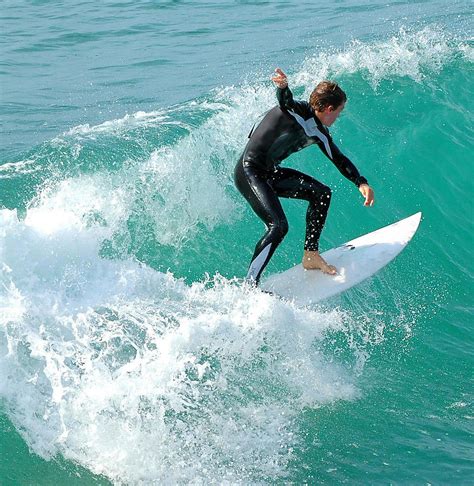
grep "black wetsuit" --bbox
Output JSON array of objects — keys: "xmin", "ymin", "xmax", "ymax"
[{"xmin": 234, "ymin": 86, "xmax": 368, "ymax": 284}]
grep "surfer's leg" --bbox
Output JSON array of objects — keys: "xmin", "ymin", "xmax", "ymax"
[
  {"xmin": 270, "ymin": 167, "xmax": 337, "ymax": 274},
  {"xmin": 270, "ymin": 167, "xmax": 331, "ymax": 249},
  {"xmin": 234, "ymin": 161, "xmax": 289, "ymax": 284}
]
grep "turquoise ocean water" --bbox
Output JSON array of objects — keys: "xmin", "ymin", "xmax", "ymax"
[{"xmin": 1, "ymin": 1, "xmax": 473, "ymax": 484}]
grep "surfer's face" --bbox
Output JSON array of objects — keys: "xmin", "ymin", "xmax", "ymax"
[{"xmin": 319, "ymin": 101, "xmax": 345, "ymax": 127}]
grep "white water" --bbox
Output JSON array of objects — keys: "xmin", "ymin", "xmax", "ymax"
[{"xmin": 1, "ymin": 194, "xmax": 376, "ymax": 483}]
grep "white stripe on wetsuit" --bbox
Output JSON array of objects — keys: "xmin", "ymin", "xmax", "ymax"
[
  {"xmin": 246, "ymin": 242, "xmax": 272, "ymax": 282},
  {"xmin": 287, "ymin": 110, "xmax": 333, "ymax": 160}
]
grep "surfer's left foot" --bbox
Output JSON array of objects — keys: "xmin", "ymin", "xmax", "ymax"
[{"xmin": 302, "ymin": 250, "xmax": 337, "ymax": 275}]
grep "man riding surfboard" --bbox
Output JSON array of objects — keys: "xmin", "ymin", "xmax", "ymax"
[{"xmin": 234, "ymin": 68, "xmax": 375, "ymax": 284}]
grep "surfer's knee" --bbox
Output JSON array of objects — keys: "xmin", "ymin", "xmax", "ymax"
[{"xmin": 270, "ymin": 217, "xmax": 289, "ymax": 241}]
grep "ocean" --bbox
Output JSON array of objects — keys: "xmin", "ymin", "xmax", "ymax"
[{"xmin": 1, "ymin": 1, "xmax": 473, "ymax": 484}]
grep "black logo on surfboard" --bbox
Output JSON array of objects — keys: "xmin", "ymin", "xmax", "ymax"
[{"xmin": 342, "ymin": 244, "xmax": 356, "ymax": 250}]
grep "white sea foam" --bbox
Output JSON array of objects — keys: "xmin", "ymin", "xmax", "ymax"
[
  {"xmin": 0, "ymin": 203, "xmax": 368, "ymax": 483},
  {"xmin": 61, "ymin": 111, "xmax": 172, "ymax": 139},
  {"xmin": 0, "ymin": 159, "xmax": 40, "ymax": 179},
  {"xmin": 136, "ymin": 83, "xmax": 275, "ymax": 247}
]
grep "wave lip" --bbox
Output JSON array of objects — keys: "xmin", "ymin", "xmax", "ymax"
[{"xmin": 296, "ymin": 26, "xmax": 473, "ymax": 88}]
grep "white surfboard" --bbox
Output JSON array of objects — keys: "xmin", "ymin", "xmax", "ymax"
[{"xmin": 261, "ymin": 212, "xmax": 422, "ymax": 305}]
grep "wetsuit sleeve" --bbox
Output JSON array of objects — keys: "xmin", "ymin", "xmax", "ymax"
[
  {"xmin": 326, "ymin": 140, "xmax": 368, "ymax": 187},
  {"xmin": 276, "ymin": 86, "xmax": 312, "ymax": 118},
  {"xmin": 276, "ymin": 86, "xmax": 297, "ymax": 110}
]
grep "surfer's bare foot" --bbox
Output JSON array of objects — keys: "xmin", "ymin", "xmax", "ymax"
[{"xmin": 302, "ymin": 250, "xmax": 337, "ymax": 275}]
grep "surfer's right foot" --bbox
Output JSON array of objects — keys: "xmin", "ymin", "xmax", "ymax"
[{"xmin": 302, "ymin": 250, "xmax": 337, "ymax": 275}]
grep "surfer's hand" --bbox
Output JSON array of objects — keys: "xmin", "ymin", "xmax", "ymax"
[
  {"xmin": 272, "ymin": 68, "xmax": 288, "ymax": 89},
  {"xmin": 359, "ymin": 184, "xmax": 374, "ymax": 206}
]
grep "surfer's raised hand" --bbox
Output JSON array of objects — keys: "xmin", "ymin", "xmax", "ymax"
[
  {"xmin": 359, "ymin": 184, "xmax": 375, "ymax": 206},
  {"xmin": 272, "ymin": 68, "xmax": 288, "ymax": 89}
]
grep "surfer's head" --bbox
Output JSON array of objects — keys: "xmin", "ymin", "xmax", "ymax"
[{"xmin": 310, "ymin": 81, "xmax": 347, "ymax": 127}]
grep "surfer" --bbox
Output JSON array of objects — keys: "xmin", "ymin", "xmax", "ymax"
[{"xmin": 234, "ymin": 68, "xmax": 374, "ymax": 284}]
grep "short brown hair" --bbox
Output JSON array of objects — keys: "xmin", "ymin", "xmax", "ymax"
[{"xmin": 309, "ymin": 81, "xmax": 347, "ymax": 112}]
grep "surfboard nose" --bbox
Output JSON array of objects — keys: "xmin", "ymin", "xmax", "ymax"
[{"xmin": 261, "ymin": 212, "xmax": 423, "ymax": 305}]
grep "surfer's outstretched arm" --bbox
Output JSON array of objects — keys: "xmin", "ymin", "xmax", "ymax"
[
  {"xmin": 321, "ymin": 140, "xmax": 375, "ymax": 206},
  {"xmin": 273, "ymin": 68, "xmax": 312, "ymax": 118},
  {"xmin": 272, "ymin": 68, "xmax": 297, "ymax": 111},
  {"xmin": 325, "ymin": 141, "xmax": 367, "ymax": 186},
  {"xmin": 276, "ymin": 85, "xmax": 296, "ymax": 110}
]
